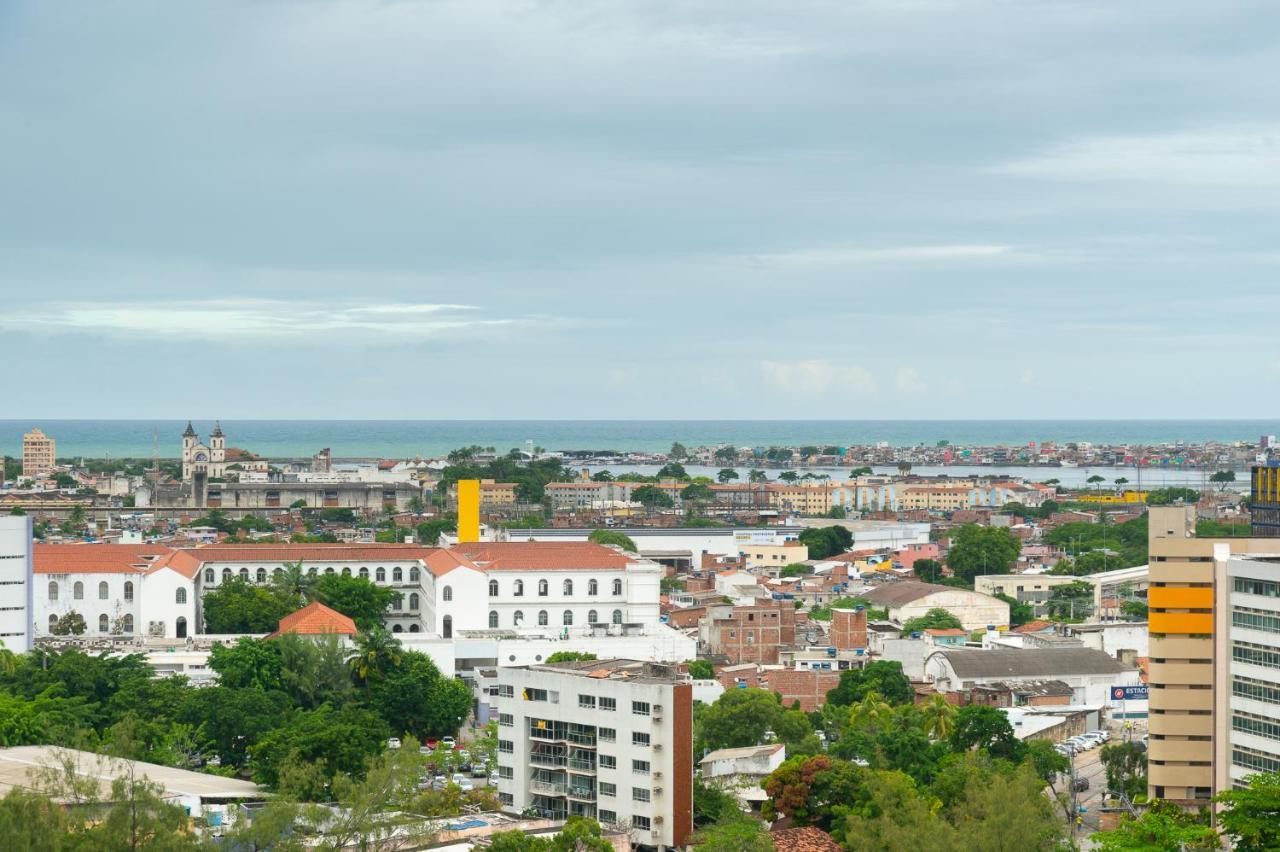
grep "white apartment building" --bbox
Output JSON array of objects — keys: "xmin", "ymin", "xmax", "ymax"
[
  {"xmin": 1222, "ymin": 554, "xmax": 1280, "ymax": 790},
  {"xmin": 0, "ymin": 517, "xmax": 33, "ymax": 653},
  {"xmin": 493, "ymin": 660, "xmax": 693, "ymax": 850}
]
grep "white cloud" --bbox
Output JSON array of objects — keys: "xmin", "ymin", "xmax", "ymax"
[
  {"xmin": 14, "ymin": 299, "xmax": 519, "ymax": 339},
  {"xmin": 895, "ymin": 366, "xmax": 928, "ymax": 395},
  {"xmin": 760, "ymin": 359, "xmax": 878, "ymax": 395},
  {"xmin": 997, "ymin": 126, "xmax": 1280, "ymax": 185},
  {"xmin": 749, "ymin": 244, "xmax": 1013, "ymax": 268}
]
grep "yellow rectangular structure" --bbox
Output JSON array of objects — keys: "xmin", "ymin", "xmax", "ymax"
[
  {"xmin": 1148, "ymin": 586, "xmax": 1214, "ymax": 610},
  {"xmin": 457, "ymin": 479, "xmax": 480, "ymax": 543},
  {"xmin": 1149, "ymin": 612, "xmax": 1214, "ymax": 635}
]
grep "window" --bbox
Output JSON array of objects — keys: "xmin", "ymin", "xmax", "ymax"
[
  {"xmin": 122, "ymin": 614, "xmax": 133, "ymax": 633},
  {"xmin": 325, "ymin": 567, "xmax": 334, "ymax": 575},
  {"xmin": 580, "ymin": 694, "xmax": 597, "ymax": 709},
  {"xmin": 1234, "ymin": 641, "xmax": 1280, "ymax": 670},
  {"xmin": 489, "ymin": 611, "xmax": 499, "ymax": 628},
  {"xmin": 204, "ymin": 568, "xmax": 214, "ymax": 583},
  {"xmin": 632, "ymin": 732, "xmax": 650, "ymax": 747},
  {"xmin": 222, "ymin": 568, "xmax": 232, "ymax": 582},
  {"xmin": 588, "ymin": 579, "xmax": 598, "ymax": 596},
  {"xmin": 410, "ymin": 567, "xmax": 420, "ymax": 582},
  {"xmin": 1234, "ymin": 710, "xmax": 1280, "ymax": 741},
  {"xmin": 563, "ymin": 610, "xmax": 573, "ymax": 626},
  {"xmin": 1234, "ymin": 675, "xmax": 1280, "ymax": 705},
  {"xmin": 48, "ymin": 581, "xmax": 58, "ymax": 601},
  {"xmin": 176, "ymin": 588, "xmax": 187, "ymax": 605},
  {"xmin": 393, "ymin": 567, "xmax": 403, "ymax": 582},
  {"xmin": 499, "ymin": 713, "xmax": 513, "ymax": 727},
  {"xmin": 443, "ymin": 585, "xmax": 452, "ymax": 602},
  {"xmin": 612, "ymin": 579, "xmax": 623, "ymax": 595},
  {"xmin": 600, "ymin": 697, "xmax": 616, "ymax": 712},
  {"xmin": 359, "ymin": 567, "xmax": 369, "ymax": 580},
  {"xmin": 599, "ymin": 727, "xmax": 616, "ymax": 742},
  {"xmin": 498, "ymin": 766, "xmax": 514, "ymax": 779},
  {"xmin": 633, "ymin": 815, "xmax": 650, "ymax": 830},
  {"xmin": 588, "ymin": 610, "xmax": 598, "ymax": 624},
  {"xmin": 443, "ymin": 615, "xmax": 453, "ymax": 638},
  {"xmin": 1236, "ymin": 577, "xmax": 1280, "ymax": 597},
  {"xmin": 123, "ymin": 581, "xmax": 133, "ymax": 601},
  {"xmin": 498, "ymin": 738, "xmax": 515, "ymax": 754},
  {"xmin": 342, "ymin": 567, "xmax": 351, "ymax": 577},
  {"xmin": 599, "ymin": 754, "xmax": 617, "ymax": 769},
  {"xmin": 599, "ymin": 809, "xmax": 617, "ymax": 823},
  {"xmin": 392, "ymin": 625, "xmax": 403, "ymax": 633},
  {"xmin": 391, "ymin": 595, "xmax": 402, "ymax": 611},
  {"xmin": 409, "ymin": 593, "xmax": 420, "ymax": 610},
  {"xmin": 489, "ymin": 580, "xmax": 500, "ymax": 596},
  {"xmin": 1234, "ymin": 606, "xmax": 1280, "ymax": 634},
  {"xmin": 99, "ymin": 614, "xmax": 109, "ymax": 632},
  {"xmin": 497, "ymin": 684, "xmax": 514, "ymax": 698},
  {"xmin": 632, "ymin": 701, "xmax": 651, "ymax": 716},
  {"xmin": 409, "ymin": 624, "xmax": 420, "ymax": 633},
  {"xmin": 632, "ymin": 787, "xmax": 651, "ymax": 802},
  {"xmin": 376, "ymin": 567, "xmax": 386, "ymax": 582},
  {"xmin": 48, "ymin": 614, "xmax": 57, "ymax": 631},
  {"xmin": 612, "ymin": 609, "xmax": 623, "ymax": 624},
  {"xmin": 1234, "ymin": 745, "xmax": 1280, "ymax": 773},
  {"xmin": 599, "ymin": 782, "xmax": 616, "ymax": 797},
  {"xmin": 239, "ymin": 568, "xmax": 249, "ymax": 581},
  {"xmin": 538, "ymin": 610, "xmax": 549, "ymax": 626},
  {"xmin": 632, "ymin": 759, "xmax": 649, "ymax": 774},
  {"xmin": 563, "ymin": 579, "xmax": 574, "ymax": 596},
  {"xmin": 257, "ymin": 567, "xmax": 267, "ymax": 583},
  {"xmin": 73, "ymin": 581, "xmax": 83, "ymax": 600},
  {"xmin": 499, "ymin": 793, "xmax": 513, "ymax": 807},
  {"xmin": 538, "ymin": 579, "xmax": 549, "ymax": 596},
  {"xmin": 514, "ymin": 580, "xmax": 524, "ymax": 597}
]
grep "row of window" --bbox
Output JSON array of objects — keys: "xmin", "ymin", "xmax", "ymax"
[
  {"xmin": 205, "ymin": 565, "xmax": 421, "ymax": 584},
  {"xmin": 594, "ymin": 811, "xmax": 650, "ymax": 830},
  {"xmin": 1233, "ymin": 710, "xmax": 1280, "ymax": 742},
  {"xmin": 1233, "ymin": 745, "xmax": 1280, "ymax": 773},
  {"xmin": 1235, "ymin": 577, "xmax": 1280, "ymax": 598},
  {"xmin": 1234, "ymin": 606, "xmax": 1280, "ymax": 634},
  {"xmin": 1233, "ymin": 675, "xmax": 1280, "ymax": 706},
  {"xmin": 47, "ymin": 613, "xmax": 136, "ymax": 633},
  {"xmin": 48, "ymin": 581, "xmax": 133, "ymax": 602},
  {"xmin": 1234, "ymin": 641, "xmax": 1280, "ymax": 670},
  {"xmin": 488, "ymin": 609, "xmax": 624, "ymax": 628},
  {"xmin": 488, "ymin": 578, "xmax": 623, "ymax": 598},
  {"xmin": 578, "ymin": 696, "xmax": 618, "ymax": 712}
]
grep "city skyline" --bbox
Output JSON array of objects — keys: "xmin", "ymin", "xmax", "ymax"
[{"xmin": 3, "ymin": 2, "xmax": 1278, "ymax": 418}]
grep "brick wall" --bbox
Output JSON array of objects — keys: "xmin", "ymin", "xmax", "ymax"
[{"xmin": 829, "ymin": 608, "xmax": 868, "ymax": 650}]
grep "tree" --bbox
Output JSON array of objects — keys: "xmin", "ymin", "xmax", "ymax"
[
  {"xmin": 696, "ymin": 688, "xmax": 785, "ymax": 752},
  {"xmin": 717, "ymin": 468, "xmax": 739, "ymax": 483},
  {"xmin": 912, "ymin": 558, "xmax": 943, "ymax": 583},
  {"xmin": 841, "ymin": 770, "xmax": 955, "ymax": 852},
  {"xmin": 203, "ymin": 577, "xmax": 294, "ymax": 633},
  {"xmin": 587, "ymin": 529, "xmax": 637, "ymax": 552},
  {"xmin": 949, "ymin": 705, "xmax": 1023, "ymax": 762},
  {"xmin": 682, "ymin": 482, "xmax": 714, "ymax": 503},
  {"xmin": 319, "ymin": 507, "xmax": 357, "ymax": 524},
  {"xmin": 919, "ymin": 694, "xmax": 957, "ymax": 740},
  {"xmin": 900, "ymin": 608, "xmax": 963, "ymax": 635},
  {"xmin": 656, "ymin": 462, "xmax": 688, "ymax": 480},
  {"xmin": 994, "ymin": 592, "xmax": 1033, "ymax": 628},
  {"xmin": 276, "ymin": 633, "xmax": 353, "ymax": 710},
  {"xmin": 50, "ymin": 611, "xmax": 87, "ymax": 636},
  {"xmin": 252, "ymin": 705, "xmax": 391, "ymax": 798},
  {"xmin": 1211, "ymin": 469, "xmax": 1237, "ymax": 491},
  {"xmin": 692, "ymin": 819, "xmax": 775, "ymax": 850},
  {"xmin": 945, "ymin": 524, "xmax": 1021, "ymax": 583},
  {"xmin": 632, "ymin": 485, "xmax": 674, "ymax": 509},
  {"xmin": 1091, "ymin": 799, "xmax": 1216, "ymax": 851},
  {"xmin": 714, "ymin": 446, "xmax": 737, "ymax": 463},
  {"xmin": 179, "ymin": 686, "xmax": 292, "ymax": 766},
  {"xmin": 779, "ymin": 471, "xmax": 799, "ymax": 483},
  {"xmin": 416, "ymin": 518, "xmax": 453, "ymax": 546},
  {"xmin": 0, "ymin": 788, "xmax": 70, "ymax": 849},
  {"xmin": 1216, "ymin": 769, "xmax": 1280, "ymax": 852},
  {"xmin": 271, "ymin": 560, "xmax": 318, "ymax": 605},
  {"xmin": 1046, "ymin": 581, "xmax": 1094, "ymax": 621},
  {"xmin": 949, "ymin": 760, "xmax": 1065, "ymax": 851},
  {"xmin": 314, "ymin": 573, "xmax": 398, "ymax": 632},
  {"xmin": 545, "ymin": 651, "xmax": 597, "ymax": 663},
  {"xmin": 1120, "ymin": 600, "xmax": 1149, "ymax": 619},
  {"xmin": 827, "ymin": 661, "xmax": 912, "ymax": 707},
  {"xmin": 780, "ymin": 563, "xmax": 808, "ymax": 578},
  {"xmin": 687, "ymin": 659, "xmax": 714, "ymax": 680},
  {"xmin": 669, "ymin": 442, "xmax": 688, "ymax": 459},
  {"xmin": 748, "ymin": 469, "xmax": 768, "ymax": 483},
  {"xmin": 209, "ymin": 637, "xmax": 284, "ymax": 691},
  {"xmin": 763, "ymin": 755, "xmax": 866, "ymax": 829},
  {"xmin": 369, "ymin": 652, "xmax": 472, "ymax": 738},
  {"xmin": 851, "ymin": 466, "xmax": 873, "ymax": 478},
  {"xmin": 349, "ymin": 629, "xmax": 404, "ymax": 688},
  {"xmin": 798, "ymin": 526, "xmax": 854, "ymax": 560},
  {"xmin": 489, "ymin": 817, "xmax": 614, "ymax": 851},
  {"xmin": 1100, "ymin": 741, "xmax": 1147, "ymax": 801}
]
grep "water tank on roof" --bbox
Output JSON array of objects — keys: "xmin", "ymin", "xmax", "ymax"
[{"xmin": 826, "ymin": 647, "xmax": 837, "ymax": 657}]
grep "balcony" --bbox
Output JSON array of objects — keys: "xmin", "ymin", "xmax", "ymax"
[
  {"xmin": 530, "ymin": 752, "xmax": 567, "ymax": 768},
  {"xmin": 567, "ymin": 758, "xmax": 597, "ymax": 774},
  {"xmin": 568, "ymin": 786, "xmax": 596, "ymax": 801},
  {"xmin": 567, "ymin": 732, "xmax": 597, "ymax": 747},
  {"xmin": 529, "ymin": 779, "xmax": 568, "ymax": 796}
]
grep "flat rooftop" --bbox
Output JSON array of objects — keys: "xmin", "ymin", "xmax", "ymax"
[
  {"xmin": 522, "ymin": 658, "xmax": 686, "ymax": 685},
  {"xmin": 0, "ymin": 746, "xmax": 265, "ymax": 802}
]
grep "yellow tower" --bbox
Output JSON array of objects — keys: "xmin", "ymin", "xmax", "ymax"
[{"xmin": 457, "ymin": 479, "xmax": 481, "ymax": 543}]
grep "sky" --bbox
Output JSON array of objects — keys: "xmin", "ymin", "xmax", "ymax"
[{"xmin": 2, "ymin": 1, "xmax": 1278, "ymax": 419}]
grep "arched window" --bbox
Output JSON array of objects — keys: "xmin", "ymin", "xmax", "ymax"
[
  {"xmin": 409, "ymin": 623, "xmax": 420, "ymax": 633},
  {"xmin": 73, "ymin": 581, "xmax": 83, "ymax": 600},
  {"xmin": 612, "ymin": 609, "xmax": 623, "ymax": 624},
  {"xmin": 175, "ymin": 617, "xmax": 188, "ymax": 639},
  {"xmin": 489, "ymin": 611, "xmax": 499, "ymax": 628},
  {"xmin": 442, "ymin": 616, "xmax": 453, "ymax": 638},
  {"xmin": 359, "ymin": 567, "xmax": 369, "ymax": 580},
  {"xmin": 514, "ymin": 610, "xmax": 524, "ymax": 626},
  {"xmin": 587, "ymin": 609, "xmax": 598, "ymax": 624},
  {"xmin": 122, "ymin": 614, "xmax": 134, "ymax": 633},
  {"xmin": 612, "ymin": 579, "xmax": 623, "ymax": 596},
  {"xmin": 273, "ymin": 568, "xmax": 283, "ymax": 580},
  {"xmin": 409, "ymin": 593, "xmax": 420, "ymax": 610},
  {"xmin": 391, "ymin": 595, "xmax": 402, "ymax": 611},
  {"xmin": 99, "ymin": 614, "xmax": 109, "ymax": 632},
  {"xmin": 48, "ymin": 581, "xmax": 58, "ymax": 601},
  {"xmin": 176, "ymin": 588, "xmax": 187, "ymax": 604},
  {"xmin": 204, "ymin": 568, "xmax": 214, "ymax": 583},
  {"xmin": 409, "ymin": 567, "xmax": 420, "ymax": 582},
  {"xmin": 443, "ymin": 586, "xmax": 453, "ymax": 602},
  {"xmin": 392, "ymin": 624, "xmax": 403, "ymax": 633},
  {"xmin": 562, "ymin": 610, "xmax": 573, "ymax": 626},
  {"xmin": 563, "ymin": 579, "xmax": 573, "ymax": 596},
  {"xmin": 222, "ymin": 568, "xmax": 232, "ymax": 582},
  {"xmin": 376, "ymin": 567, "xmax": 386, "ymax": 582},
  {"xmin": 393, "ymin": 567, "xmax": 402, "ymax": 582},
  {"xmin": 325, "ymin": 567, "xmax": 335, "ymax": 575},
  {"xmin": 308, "ymin": 566, "xmax": 318, "ymax": 576},
  {"xmin": 239, "ymin": 568, "xmax": 249, "ymax": 581},
  {"xmin": 48, "ymin": 614, "xmax": 57, "ymax": 631},
  {"xmin": 538, "ymin": 579, "xmax": 549, "ymax": 597},
  {"xmin": 514, "ymin": 580, "xmax": 524, "ymax": 597},
  {"xmin": 588, "ymin": 579, "xmax": 598, "ymax": 596},
  {"xmin": 99, "ymin": 581, "xmax": 109, "ymax": 600},
  {"xmin": 489, "ymin": 580, "xmax": 499, "ymax": 596},
  {"xmin": 256, "ymin": 567, "xmax": 267, "ymax": 583},
  {"xmin": 538, "ymin": 610, "xmax": 549, "ymax": 626},
  {"xmin": 123, "ymin": 581, "xmax": 134, "ymax": 601},
  {"xmin": 342, "ymin": 567, "xmax": 351, "ymax": 577}
]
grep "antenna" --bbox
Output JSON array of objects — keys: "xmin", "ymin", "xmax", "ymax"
[{"xmin": 152, "ymin": 429, "xmax": 158, "ymax": 473}]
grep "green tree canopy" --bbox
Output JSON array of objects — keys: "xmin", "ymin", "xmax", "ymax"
[
  {"xmin": 632, "ymin": 485, "xmax": 675, "ymax": 508},
  {"xmin": 1215, "ymin": 769, "xmax": 1280, "ymax": 852},
  {"xmin": 314, "ymin": 573, "xmax": 398, "ymax": 632},
  {"xmin": 827, "ymin": 661, "xmax": 912, "ymax": 706},
  {"xmin": 798, "ymin": 526, "xmax": 854, "ymax": 559},
  {"xmin": 587, "ymin": 529, "xmax": 637, "ymax": 552},
  {"xmin": 203, "ymin": 577, "xmax": 295, "ymax": 633},
  {"xmin": 900, "ymin": 608, "xmax": 963, "ymax": 635},
  {"xmin": 945, "ymin": 525, "xmax": 1022, "ymax": 583},
  {"xmin": 545, "ymin": 651, "xmax": 598, "ymax": 663}
]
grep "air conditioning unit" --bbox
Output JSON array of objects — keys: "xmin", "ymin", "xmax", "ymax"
[
  {"xmin": 654, "ymin": 787, "xmax": 664, "ymax": 796},
  {"xmin": 653, "ymin": 743, "xmax": 663, "ymax": 751},
  {"xmin": 653, "ymin": 704, "xmax": 664, "ymax": 718},
  {"xmin": 652, "ymin": 770, "xmax": 663, "ymax": 780},
  {"xmin": 654, "ymin": 816, "xmax": 665, "ymax": 824},
  {"xmin": 651, "ymin": 828, "xmax": 662, "ymax": 838}
]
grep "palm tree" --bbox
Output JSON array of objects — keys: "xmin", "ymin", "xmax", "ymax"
[
  {"xmin": 850, "ymin": 691, "xmax": 892, "ymax": 732},
  {"xmin": 271, "ymin": 560, "xmax": 318, "ymax": 605},
  {"xmin": 349, "ymin": 628, "xmax": 403, "ymax": 687},
  {"xmin": 0, "ymin": 640, "xmax": 16, "ymax": 677},
  {"xmin": 920, "ymin": 694, "xmax": 957, "ymax": 740}
]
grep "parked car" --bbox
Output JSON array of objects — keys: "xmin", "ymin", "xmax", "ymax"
[
  {"xmin": 1073, "ymin": 778, "xmax": 1090, "ymax": 792},
  {"xmin": 387, "ymin": 738, "xmax": 402, "ymax": 750},
  {"xmin": 442, "ymin": 737, "xmax": 457, "ymax": 749}
]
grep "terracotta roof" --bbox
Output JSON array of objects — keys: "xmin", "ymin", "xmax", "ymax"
[
  {"xmin": 270, "ymin": 602, "xmax": 357, "ymax": 637},
  {"xmin": 925, "ymin": 628, "xmax": 967, "ymax": 636},
  {"xmin": 180, "ymin": 544, "xmax": 436, "ymax": 563},
  {"xmin": 859, "ymin": 580, "xmax": 958, "ymax": 607},
  {"xmin": 423, "ymin": 549, "xmax": 482, "ymax": 578},
  {"xmin": 146, "ymin": 550, "xmax": 204, "ymax": 579},
  {"xmin": 34, "ymin": 544, "xmax": 174, "ymax": 575},
  {"xmin": 449, "ymin": 542, "xmax": 633, "ymax": 571},
  {"xmin": 770, "ymin": 827, "xmax": 843, "ymax": 852},
  {"xmin": 1013, "ymin": 620, "xmax": 1055, "ymax": 634}
]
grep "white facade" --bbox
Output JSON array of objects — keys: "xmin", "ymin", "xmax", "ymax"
[
  {"xmin": 38, "ymin": 571, "xmax": 143, "ymax": 638},
  {"xmin": 0, "ymin": 517, "xmax": 33, "ymax": 653},
  {"xmin": 698, "ymin": 744, "xmax": 785, "ymax": 780},
  {"xmin": 923, "ymin": 648, "xmax": 1140, "ymax": 706},
  {"xmin": 493, "ymin": 661, "xmax": 693, "ymax": 849},
  {"xmin": 1225, "ymin": 556, "xmax": 1280, "ymax": 787}
]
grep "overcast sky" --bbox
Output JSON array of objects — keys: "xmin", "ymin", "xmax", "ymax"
[{"xmin": 2, "ymin": 1, "xmax": 1277, "ymax": 419}]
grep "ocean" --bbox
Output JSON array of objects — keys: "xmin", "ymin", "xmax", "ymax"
[{"xmin": 2, "ymin": 420, "xmax": 1276, "ymax": 460}]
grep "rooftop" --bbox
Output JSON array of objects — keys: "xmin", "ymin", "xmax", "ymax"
[
  {"xmin": 270, "ymin": 602, "xmax": 358, "ymax": 637},
  {"xmin": 0, "ymin": 746, "xmax": 264, "ymax": 801},
  {"xmin": 699, "ymin": 744, "xmax": 784, "ymax": 764},
  {"xmin": 523, "ymin": 658, "xmax": 685, "ymax": 684},
  {"xmin": 860, "ymin": 580, "xmax": 960, "ymax": 607},
  {"xmin": 930, "ymin": 647, "xmax": 1130, "ymax": 678}
]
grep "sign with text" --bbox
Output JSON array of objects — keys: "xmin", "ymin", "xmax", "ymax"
[{"xmin": 1111, "ymin": 685, "xmax": 1148, "ymax": 701}]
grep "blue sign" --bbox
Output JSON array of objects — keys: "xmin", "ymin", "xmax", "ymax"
[{"xmin": 1111, "ymin": 685, "xmax": 1148, "ymax": 701}]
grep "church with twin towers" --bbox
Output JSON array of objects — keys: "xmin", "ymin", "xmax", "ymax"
[{"xmin": 181, "ymin": 421, "xmax": 227, "ymax": 483}]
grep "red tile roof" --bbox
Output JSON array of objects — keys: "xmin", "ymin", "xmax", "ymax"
[
  {"xmin": 925, "ymin": 628, "xmax": 967, "ymax": 636},
  {"xmin": 184, "ymin": 544, "xmax": 437, "ymax": 563},
  {"xmin": 450, "ymin": 541, "xmax": 632, "ymax": 571},
  {"xmin": 770, "ymin": 827, "xmax": 843, "ymax": 852},
  {"xmin": 34, "ymin": 544, "xmax": 173, "ymax": 574},
  {"xmin": 1013, "ymin": 620, "xmax": 1055, "ymax": 634},
  {"xmin": 271, "ymin": 602, "xmax": 357, "ymax": 637}
]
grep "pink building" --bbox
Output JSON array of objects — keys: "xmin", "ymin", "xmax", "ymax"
[{"xmin": 893, "ymin": 542, "xmax": 941, "ymax": 571}]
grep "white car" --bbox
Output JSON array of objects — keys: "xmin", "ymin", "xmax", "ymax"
[{"xmin": 387, "ymin": 738, "xmax": 402, "ymax": 750}]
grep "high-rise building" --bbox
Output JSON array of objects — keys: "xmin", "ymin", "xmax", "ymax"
[
  {"xmin": 21, "ymin": 427, "xmax": 56, "ymax": 479},
  {"xmin": 0, "ymin": 516, "xmax": 33, "ymax": 653},
  {"xmin": 1219, "ymin": 553, "xmax": 1280, "ymax": 791},
  {"xmin": 1146, "ymin": 506, "xmax": 1280, "ymax": 804},
  {"xmin": 1250, "ymin": 462, "xmax": 1280, "ymax": 536},
  {"xmin": 493, "ymin": 659, "xmax": 693, "ymax": 849}
]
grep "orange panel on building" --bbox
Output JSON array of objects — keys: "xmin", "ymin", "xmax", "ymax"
[
  {"xmin": 1149, "ymin": 587, "xmax": 1214, "ymax": 610},
  {"xmin": 1149, "ymin": 612, "xmax": 1214, "ymax": 634}
]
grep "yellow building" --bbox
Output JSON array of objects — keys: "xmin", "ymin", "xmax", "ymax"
[
  {"xmin": 1077, "ymin": 491, "xmax": 1149, "ymax": 505},
  {"xmin": 897, "ymin": 486, "xmax": 971, "ymax": 512},
  {"xmin": 22, "ymin": 428, "xmax": 56, "ymax": 479},
  {"xmin": 767, "ymin": 484, "xmax": 834, "ymax": 516},
  {"xmin": 740, "ymin": 542, "xmax": 810, "ymax": 569}
]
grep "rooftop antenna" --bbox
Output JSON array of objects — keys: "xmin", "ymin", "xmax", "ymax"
[{"xmin": 152, "ymin": 429, "xmax": 159, "ymax": 473}]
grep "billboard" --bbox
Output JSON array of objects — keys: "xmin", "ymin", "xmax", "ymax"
[{"xmin": 1111, "ymin": 685, "xmax": 1148, "ymax": 701}]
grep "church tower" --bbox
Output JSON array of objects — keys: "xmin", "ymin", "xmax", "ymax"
[
  {"xmin": 181, "ymin": 421, "xmax": 198, "ymax": 481},
  {"xmin": 209, "ymin": 420, "xmax": 226, "ymax": 476}
]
